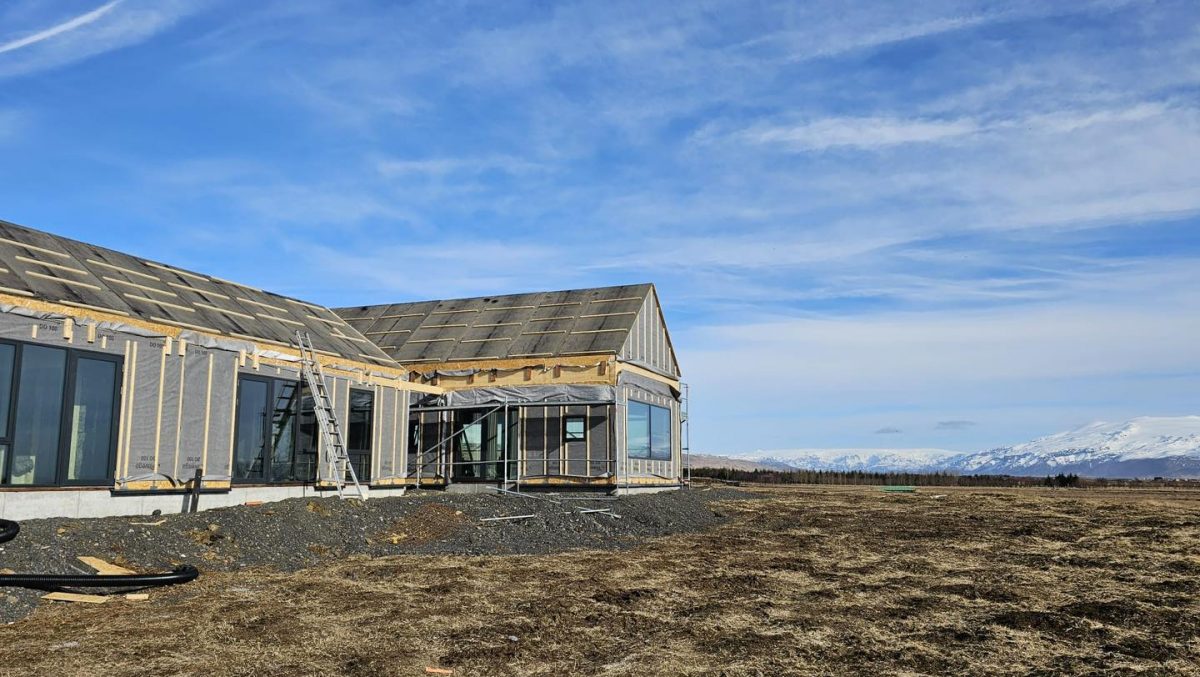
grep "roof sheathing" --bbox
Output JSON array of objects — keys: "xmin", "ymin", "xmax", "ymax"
[
  {"xmin": 335, "ymin": 284, "xmax": 654, "ymax": 364},
  {"xmin": 0, "ymin": 219, "xmax": 395, "ymax": 366}
]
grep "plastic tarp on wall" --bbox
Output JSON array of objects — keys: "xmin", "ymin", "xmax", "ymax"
[
  {"xmin": 446, "ymin": 384, "xmax": 615, "ymax": 406},
  {"xmin": 617, "ymin": 370, "xmax": 679, "ymax": 399}
]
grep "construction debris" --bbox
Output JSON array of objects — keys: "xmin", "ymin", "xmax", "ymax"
[
  {"xmin": 41, "ymin": 592, "xmax": 109, "ymax": 605},
  {"xmin": 480, "ymin": 514, "xmax": 538, "ymax": 522},
  {"xmin": 78, "ymin": 557, "xmax": 136, "ymax": 576}
]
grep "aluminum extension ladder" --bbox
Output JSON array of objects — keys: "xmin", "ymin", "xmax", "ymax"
[{"xmin": 295, "ymin": 331, "xmax": 366, "ymax": 500}]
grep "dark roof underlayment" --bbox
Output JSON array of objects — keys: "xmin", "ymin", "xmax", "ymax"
[
  {"xmin": 0, "ymin": 219, "xmax": 394, "ymax": 366},
  {"xmin": 334, "ymin": 284, "xmax": 679, "ymax": 376}
]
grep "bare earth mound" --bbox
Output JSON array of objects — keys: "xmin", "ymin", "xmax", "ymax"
[{"xmin": 2, "ymin": 485, "xmax": 1199, "ymax": 675}]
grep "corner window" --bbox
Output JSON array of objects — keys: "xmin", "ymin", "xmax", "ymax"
[
  {"xmin": 627, "ymin": 401, "xmax": 672, "ymax": 461},
  {"xmin": 564, "ymin": 415, "xmax": 586, "ymax": 442},
  {"xmin": 0, "ymin": 340, "xmax": 122, "ymax": 487}
]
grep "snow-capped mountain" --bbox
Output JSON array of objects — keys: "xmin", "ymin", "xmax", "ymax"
[
  {"xmin": 704, "ymin": 416, "xmax": 1200, "ymax": 478},
  {"xmin": 723, "ymin": 448, "xmax": 962, "ymax": 473},
  {"xmin": 950, "ymin": 416, "xmax": 1200, "ymax": 478}
]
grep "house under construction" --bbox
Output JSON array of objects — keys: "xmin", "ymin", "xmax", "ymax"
[
  {"xmin": 335, "ymin": 284, "xmax": 687, "ymax": 492},
  {"xmin": 0, "ymin": 218, "xmax": 686, "ymax": 520}
]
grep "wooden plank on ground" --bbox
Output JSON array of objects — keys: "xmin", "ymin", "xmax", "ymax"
[
  {"xmin": 78, "ymin": 556, "xmax": 136, "ymax": 575},
  {"xmin": 42, "ymin": 592, "xmax": 109, "ymax": 604}
]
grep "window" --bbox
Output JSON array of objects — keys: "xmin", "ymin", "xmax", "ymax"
[
  {"xmin": 233, "ymin": 378, "xmax": 269, "ymax": 480},
  {"xmin": 67, "ymin": 357, "xmax": 119, "ymax": 482},
  {"xmin": 347, "ymin": 389, "xmax": 373, "ymax": 482},
  {"xmin": 233, "ymin": 376, "xmax": 314, "ymax": 483},
  {"xmin": 11, "ymin": 346, "xmax": 64, "ymax": 485},
  {"xmin": 564, "ymin": 415, "xmax": 586, "ymax": 442},
  {"xmin": 451, "ymin": 409, "xmax": 515, "ymax": 481},
  {"xmin": 627, "ymin": 402, "xmax": 649, "ymax": 459},
  {"xmin": 0, "ymin": 340, "xmax": 121, "ymax": 487},
  {"xmin": 649, "ymin": 405, "xmax": 671, "ymax": 461},
  {"xmin": 268, "ymin": 380, "xmax": 300, "ymax": 483},
  {"xmin": 626, "ymin": 401, "xmax": 672, "ymax": 461}
]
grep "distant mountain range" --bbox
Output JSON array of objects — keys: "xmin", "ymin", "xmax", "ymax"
[{"xmin": 699, "ymin": 416, "xmax": 1200, "ymax": 479}]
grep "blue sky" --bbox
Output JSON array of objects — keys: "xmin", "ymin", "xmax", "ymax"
[{"xmin": 1, "ymin": 0, "xmax": 1198, "ymax": 454}]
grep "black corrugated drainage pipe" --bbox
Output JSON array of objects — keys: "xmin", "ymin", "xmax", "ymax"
[{"xmin": 0, "ymin": 518, "xmax": 199, "ymax": 592}]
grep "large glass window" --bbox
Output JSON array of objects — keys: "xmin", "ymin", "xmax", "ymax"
[
  {"xmin": 67, "ymin": 357, "xmax": 118, "ymax": 482},
  {"xmin": 11, "ymin": 346, "xmax": 66, "ymax": 485},
  {"xmin": 627, "ymin": 402, "xmax": 650, "ymax": 459},
  {"xmin": 0, "ymin": 344, "xmax": 13, "ymax": 484},
  {"xmin": 650, "ymin": 405, "xmax": 672, "ymax": 460},
  {"xmin": 269, "ymin": 381, "xmax": 299, "ymax": 483},
  {"xmin": 0, "ymin": 344, "xmax": 13, "ymax": 439},
  {"xmin": 0, "ymin": 341, "xmax": 121, "ymax": 487},
  {"xmin": 234, "ymin": 378, "xmax": 269, "ymax": 480},
  {"xmin": 627, "ymin": 401, "xmax": 672, "ymax": 461},
  {"xmin": 233, "ymin": 376, "xmax": 326, "ymax": 484},
  {"xmin": 347, "ymin": 389, "xmax": 373, "ymax": 481},
  {"xmin": 457, "ymin": 416, "xmax": 483, "ymax": 478},
  {"xmin": 451, "ymin": 409, "xmax": 515, "ymax": 481}
]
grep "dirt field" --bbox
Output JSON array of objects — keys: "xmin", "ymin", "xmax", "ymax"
[{"xmin": 2, "ymin": 485, "xmax": 1199, "ymax": 676}]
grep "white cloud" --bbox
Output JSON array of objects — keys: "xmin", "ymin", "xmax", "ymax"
[
  {"xmin": 745, "ymin": 116, "xmax": 980, "ymax": 151},
  {"xmin": 0, "ymin": 0, "xmax": 206, "ymax": 78},
  {"xmin": 680, "ymin": 260, "xmax": 1200, "ymax": 403},
  {"xmin": 679, "ymin": 281, "xmax": 1200, "ymax": 451},
  {"xmin": 729, "ymin": 103, "xmax": 1177, "ymax": 153},
  {"xmin": 376, "ymin": 155, "xmax": 543, "ymax": 178}
]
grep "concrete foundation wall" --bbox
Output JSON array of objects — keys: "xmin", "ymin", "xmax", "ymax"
[{"xmin": 0, "ymin": 485, "xmax": 411, "ymax": 520}]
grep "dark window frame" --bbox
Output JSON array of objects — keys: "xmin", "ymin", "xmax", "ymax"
[
  {"xmin": 563, "ymin": 415, "xmax": 587, "ymax": 443},
  {"xmin": 0, "ymin": 338, "xmax": 123, "ymax": 488},
  {"xmin": 626, "ymin": 400, "xmax": 672, "ymax": 461},
  {"xmin": 346, "ymin": 387, "xmax": 374, "ymax": 482},
  {"xmin": 450, "ymin": 407, "xmax": 518, "ymax": 482},
  {"xmin": 232, "ymin": 374, "xmax": 317, "ymax": 485}
]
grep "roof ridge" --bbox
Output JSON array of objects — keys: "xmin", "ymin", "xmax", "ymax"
[{"xmin": 333, "ymin": 282, "xmax": 654, "ymax": 312}]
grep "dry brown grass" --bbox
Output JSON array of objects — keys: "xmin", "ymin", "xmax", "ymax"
[{"xmin": 2, "ymin": 486, "xmax": 1199, "ymax": 676}]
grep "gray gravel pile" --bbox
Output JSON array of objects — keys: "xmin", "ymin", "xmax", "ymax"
[{"xmin": 0, "ymin": 486, "xmax": 753, "ymax": 623}]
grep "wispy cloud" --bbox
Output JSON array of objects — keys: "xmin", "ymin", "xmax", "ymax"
[
  {"xmin": 376, "ymin": 155, "xmax": 544, "ymax": 178},
  {"xmin": 0, "ymin": 0, "xmax": 206, "ymax": 78},
  {"xmin": 720, "ymin": 102, "xmax": 1175, "ymax": 153},
  {"xmin": 0, "ymin": 0, "xmax": 121, "ymax": 56},
  {"xmin": 742, "ymin": 116, "xmax": 980, "ymax": 151},
  {"xmin": 875, "ymin": 427, "xmax": 904, "ymax": 434}
]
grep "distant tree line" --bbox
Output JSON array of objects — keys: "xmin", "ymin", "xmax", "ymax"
[
  {"xmin": 1044, "ymin": 473, "xmax": 1080, "ymax": 487},
  {"xmin": 691, "ymin": 466, "xmax": 1200, "ymax": 489}
]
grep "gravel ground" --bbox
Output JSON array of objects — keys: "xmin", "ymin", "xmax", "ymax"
[{"xmin": 0, "ymin": 486, "xmax": 753, "ymax": 623}]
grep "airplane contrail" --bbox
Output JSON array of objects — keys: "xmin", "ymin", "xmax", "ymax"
[{"xmin": 0, "ymin": 0, "xmax": 123, "ymax": 56}]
